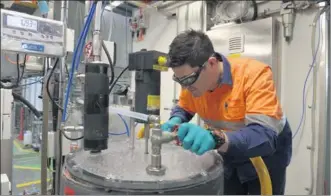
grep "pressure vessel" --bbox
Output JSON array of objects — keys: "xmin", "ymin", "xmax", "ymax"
[{"xmin": 61, "ymin": 136, "xmax": 224, "ymax": 195}]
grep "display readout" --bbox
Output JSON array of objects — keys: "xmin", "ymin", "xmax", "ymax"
[{"xmin": 6, "ymin": 15, "xmax": 38, "ymax": 31}]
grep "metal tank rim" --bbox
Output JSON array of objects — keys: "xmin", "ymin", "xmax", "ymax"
[{"xmin": 64, "ymin": 143, "xmax": 224, "ymax": 191}]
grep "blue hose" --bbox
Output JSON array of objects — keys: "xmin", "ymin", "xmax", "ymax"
[
  {"xmin": 62, "ymin": 3, "xmax": 96, "ymax": 122},
  {"xmin": 109, "ymin": 114, "xmax": 130, "ymax": 136}
]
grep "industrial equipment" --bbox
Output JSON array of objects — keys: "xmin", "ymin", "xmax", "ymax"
[
  {"xmin": 280, "ymin": 1, "xmax": 295, "ymax": 41},
  {"xmin": 61, "ymin": 137, "xmax": 224, "ymax": 195},
  {"xmin": 1, "ymin": 9, "xmax": 65, "ymax": 57},
  {"xmin": 128, "ymin": 50, "xmax": 168, "ymax": 154},
  {"xmin": 61, "ymin": 40, "xmax": 224, "ymax": 194},
  {"xmin": 128, "ymin": 50, "xmax": 168, "ymax": 119},
  {"xmin": 83, "ymin": 62, "xmax": 110, "ymax": 153}
]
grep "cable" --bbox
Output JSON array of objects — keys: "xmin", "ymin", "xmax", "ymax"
[
  {"xmin": 61, "ymin": 129, "xmax": 83, "ymax": 141},
  {"xmin": 292, "ymin": 6, "xmax": 326, "ymax": 139},
  {"xmin": 45, "ymin": 58, "xmax": 63, "ymax": 111},
  {"xmin": 102, "ymin": 40, "xmax": 115, "ymax": 86},
  {"xmin": 4, "ymin": 54, "xmax": 30, "ymax": 65},
  {"xmin": 1, "ymin": 54, "xmax": 27, "ymax": 89},
  {"xmin": 19, "ymin": 78, "xmax": 43, "ymax": 87},
  {"xmin": 12, "ymin": 92, "xmax": 42, "ymax": 118},
  {"xmin": 108, "ymin": 66, "xmax": 128, "ymax": 94}
]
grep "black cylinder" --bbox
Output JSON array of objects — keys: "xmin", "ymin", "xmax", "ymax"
[
  {"xmin": 128, "ymin": 50, "xmax": 166, "ymax": 123},
  {"xmin": 83, "ymin": 62, "xmax": 109, "ymax": 152},
  {"xmin": 134, "ymin": 70, "xmax": 160, "ymax": 119}
]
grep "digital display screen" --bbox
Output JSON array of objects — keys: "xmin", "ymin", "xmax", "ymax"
[{"xmin": 6, "ymin": 15, "xmax": 38, "ymax": 31}]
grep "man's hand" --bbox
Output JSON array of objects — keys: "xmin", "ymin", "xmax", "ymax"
[
  {"xmin": 177, "ymin": 123, "xmax": 216, "ymax": 155},
  {"xmin": 161, "ymin": 117, "xmax": 182, "ymax": 132}
]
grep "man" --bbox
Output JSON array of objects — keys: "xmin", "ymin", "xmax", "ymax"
[{"xmin": 161, "ymin": 29, "xmax": 292, "ymax": 195}]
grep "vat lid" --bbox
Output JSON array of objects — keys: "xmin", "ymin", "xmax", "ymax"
[{"xmin": 65, "ymin": 137, "xmax": 223, "ymax": 191}]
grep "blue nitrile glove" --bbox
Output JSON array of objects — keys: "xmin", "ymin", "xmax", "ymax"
[
  {"xmin": 161, "ymin": 117, "xmax": 182, "ymax": 132},
  {"xmin": 177, "ymin": 123, "xmax": 216, "ymax": 155}
]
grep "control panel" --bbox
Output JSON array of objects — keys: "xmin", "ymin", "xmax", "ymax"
[{"xmin": 1, "ymin": 9, "xmax": 65, "ymax": 57}]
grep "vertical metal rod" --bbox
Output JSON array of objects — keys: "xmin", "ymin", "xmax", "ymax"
[
  {"xmin": 129, "ymin": 105, "xmax": 135, "ymax": 149},
  {"xmin": 41, "ymin": 64, "xmax": 50, "ymax": 195},
  {"xmin": 316, "ymin": 6, "xmax": 330, "ymax": 195},
  {"xmin": 144, "ymin": 124, "xmax": 150, "ymax": 154},
  {"xmin": 326, "ymin": 5, "xmax": 331, "ymax": 193},
  {"xmin": 172, "ymin": 8, "xmax": 179, "ymax": 109},
  {"xmin": 92, "ymin": 1, "xmax": 102, "ymax": 61},
  {"xmin": 85, "ymin": 0, "xmax": 91, "ymax": 24},
  {"xmin": 54, "ymin": 1, "xmax": 68, "ymax": 194}
]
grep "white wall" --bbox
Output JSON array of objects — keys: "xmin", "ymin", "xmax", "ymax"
[{"xmin": 132, "ymin": 1, "xmax": 327, "ymax": 195}]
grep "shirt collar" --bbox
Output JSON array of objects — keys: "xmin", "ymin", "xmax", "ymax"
[{"xmin": 215, "ymin": 53, "xmax": 233, "ymax": 86}]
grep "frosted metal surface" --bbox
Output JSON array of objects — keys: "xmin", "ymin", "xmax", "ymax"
[{"xmin": 67, "ymin": 136, "xmax": 223, "ymax": 189}]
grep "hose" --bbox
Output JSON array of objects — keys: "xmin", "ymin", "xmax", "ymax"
[
  {"xmin": 62, "ymin": 2, "xmax": 96, "ymax": 122},
  {"xmin": 12, "ymin": 92, "xmax": 42, "ymax": 119},
  {"xmin": 250, "ymin": 157, "xmax": 272, "ymax": 195},
  {"xmin": 109, "ymin": 114, "xmax": 130, "ymax": 136}
]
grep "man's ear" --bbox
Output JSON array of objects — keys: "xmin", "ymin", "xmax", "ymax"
[{"xmin": 207, "ymin": 57, "xmax": 218, "ymax": 67}]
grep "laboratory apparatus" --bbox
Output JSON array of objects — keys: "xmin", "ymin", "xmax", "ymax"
[
  {"xmin": 128, "ymin": 50, "xmax": 168, "ymax": 120},
  {"xmin": 1, "ymin": 9, "xmax": 65, "ymax": 57},
  {"xmin": 62, "ymin": 46, "xmax": 224, "ymax": 194},
  {"xmin": 61, "ymin": 136, "xmax": 224, "ymax": 195}
]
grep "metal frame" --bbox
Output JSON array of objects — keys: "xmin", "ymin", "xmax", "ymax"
[{"xmin": 316, "ymin": 4, "xmax": 330, "ymax": 195}]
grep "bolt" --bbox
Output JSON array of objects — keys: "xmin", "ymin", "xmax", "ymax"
[
  {"xmin": 67, "ymin": 152, "xmax": 74, "ymax": 157},
  {"xmin": 72, "ymin": 165, "xmax": 79, "ymax": 172},
  {"xmin": 105, "ymin": 175, "xmax": 113, "ymax": 180}
]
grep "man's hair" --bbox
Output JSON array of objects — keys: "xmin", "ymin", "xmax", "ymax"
[{"xmin": 168, "ymin": 29, "xmax": 215, "ymax": 68}]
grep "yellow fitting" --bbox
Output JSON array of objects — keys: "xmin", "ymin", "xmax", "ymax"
[
  {"xmin": 250, "ymin": 157, "xmax": 273, "ymax": 195},
  {"xmin": 137, "ymin": 121, "xmax": 164, "ymax": 139},
  {"xmin": 157, "ymin": 56, "xmax": 167, "ymax": 66}
]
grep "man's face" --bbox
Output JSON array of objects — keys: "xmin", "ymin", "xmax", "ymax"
[
  {"xmin": 172, "ymin": 63, "xmax": 209, "ymax": 97},
  {"xmin": 172, "ymin": 57, "xmax": 220, "ymax": 97}
]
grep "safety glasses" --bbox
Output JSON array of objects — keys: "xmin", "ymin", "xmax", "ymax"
[{"xmin": 172, "ymin": 62, "xmax": 207, "ymax": 87}]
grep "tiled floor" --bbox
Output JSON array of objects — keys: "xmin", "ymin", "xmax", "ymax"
[{"xmin": 12, "ymin": 139, "xmax": 52, "ymax": 195}]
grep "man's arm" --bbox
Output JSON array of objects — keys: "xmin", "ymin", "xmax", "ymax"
[
  {"xmin": 169, "ymin": 89, "xmax": 196, "ymax": 122},
  {"xmin": 221, "ymin": 63, "xmax": 284, "ymax": 158}
]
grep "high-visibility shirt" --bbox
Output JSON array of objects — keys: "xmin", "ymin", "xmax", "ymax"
[{"xmin": 170, "ymin": 53, "xmax": 292, "ymax": 183}]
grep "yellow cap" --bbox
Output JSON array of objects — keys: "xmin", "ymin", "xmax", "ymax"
[
  {"xmin": 157, "ymin": 56, "xmax": 167, "ymax": 66},
  {"xmin": 137, "ymin": 121, "xmax": 164, "ymax": 139}
]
